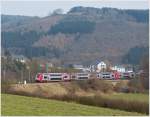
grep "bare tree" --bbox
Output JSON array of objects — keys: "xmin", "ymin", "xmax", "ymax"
[
  {"xmin": 140, "ymin": 54, "xmax": 149, "ymax": 89},
  {"xmin": 52, "ymin": 8, "xmax": 63, "ymax": 15}
]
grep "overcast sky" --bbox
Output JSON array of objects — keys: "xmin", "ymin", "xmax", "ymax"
[{"xmin": 1, "ymin": 0, "xmax": 149, "ymax": 17}]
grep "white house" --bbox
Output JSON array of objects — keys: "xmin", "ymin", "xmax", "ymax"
[
  {"xmin": 12, "ymin": 55, "xmax": 27, "ymax": 63},
  {"xmin": 47, "ymin": 62, "xmax": 53, "ymax": 68},
  {"xmin": 126, "ymin": 67, "xmax": 133, "ymax": 73},
  {"xmin": 97, "ymin": 61, "xmax": 107, "ymax": 72},
  {"xmin": 111, "ymin": 66, "xmax": 125, "ymax": 72},
  {"xmin": 73, "ymin": 64, "xmax": 90, "ymax": 72},
  {"xmin": 73, "ymin": 64, "xmax": 84, "ymax": 70},
  {"xmin": 89, "ymin": 65, "xmax": 96, "ymax": 72}
]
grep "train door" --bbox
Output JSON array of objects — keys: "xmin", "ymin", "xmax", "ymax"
[{"xmin": 43, "ymin": 73, "xmax": 49, "ymax": 82}]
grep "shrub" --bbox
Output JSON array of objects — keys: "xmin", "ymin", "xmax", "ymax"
[
  {"xmin": 74, "ymin": 79, "xmax": 113, "ymax": 93},
  {"xmin": 48, "ymin": 20, "xmax": 96, "ymax": 34},
  {"xmin": 128, "ymin": 77, "xmax": 144, "ymax": 93},
  {"xmin": 50, "ymin": 94, "xmax": 149, "ymax": 114},
  {"xmin": 1, "ymin": 79, "xmax": 17, "ymax": 93},
  {"xmin": 73, "ymin": 94, "xmax": 147, "ymax": 114},
  {"xmin": 113, "ymin": 81, "xmax": 129, "ymax": 93}
]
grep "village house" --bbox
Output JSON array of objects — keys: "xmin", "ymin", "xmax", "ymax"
[
  {"xmin": 111, "ymin": 65, "xmax": 126, "ymax": 72},
  {"xmin": 89, "ymin": 65, "xmax": 96, "ymax": 72},
  {"xmin": 125, "ymin": 67, "xmax": 134, "ymax": 73},
  {"xmin": 97, "ymin": 61, "xmax": 107, "ymax": 72},
  {"xmin": 89, "ymin": 61, "xmax": 107, "ymax": 72},
  {"xmin": 73, "ymin": 64, "xmax": 90, "ymax": 72},
  {"xmin": 12, "ymin": 55, "xmax": 28, "ymax": 63}
]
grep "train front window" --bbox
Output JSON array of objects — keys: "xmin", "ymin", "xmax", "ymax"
[
  {"xmin": 37, "ymin": 74, "xmax": 41, "ymax": 78},
  {"xmin": 44, "ymin": 76, "xmax": 48, "ymax": 79},
  {"xmin": 63, "ymin": 76, "xmax": 68, "ymax": 78}
]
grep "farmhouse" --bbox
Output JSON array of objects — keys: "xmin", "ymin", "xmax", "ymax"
[{"xmin": 97, "ymin": 61, "xmax": 107, "ymax": 72}]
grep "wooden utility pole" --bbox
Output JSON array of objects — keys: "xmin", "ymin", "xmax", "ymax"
[{"xmin": 21, "ymin": 70, "xmax": 23, "ymax": 83}]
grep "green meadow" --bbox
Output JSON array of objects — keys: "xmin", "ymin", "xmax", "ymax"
[{"xmin": 1, "ymin": 94, "xmax": 145, "ymax": 116}]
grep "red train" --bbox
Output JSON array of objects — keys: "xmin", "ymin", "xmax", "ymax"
[
  {"xmin": 35, "ymin": 72, "xmax": 90, "ymax": 82},
  {"xmin": 35, "ymin": 72, "xmax": 135, "ymax": 82}
]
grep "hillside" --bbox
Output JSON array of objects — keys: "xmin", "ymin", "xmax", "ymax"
[
  {"xmin": 2, "ymin": 94, "xmax": 144, "ymax": 116},
  {"xmin": 1, "ymin": 7, "xmax": 149, "ymax": 65}
]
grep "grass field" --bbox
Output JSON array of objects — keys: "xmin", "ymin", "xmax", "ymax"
[
  {"xmin": 101, "ymin": 93, "xmax": 149, "ymax": 103},
  {"xmin": 1, "ymin": 94, "xmax": 145, "ymax": 116}
]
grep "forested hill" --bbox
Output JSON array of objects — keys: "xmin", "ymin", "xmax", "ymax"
[{"xmin": 1, "ymin": 7, "xmax": 149, "ymax": 65}]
